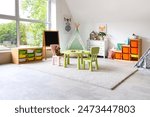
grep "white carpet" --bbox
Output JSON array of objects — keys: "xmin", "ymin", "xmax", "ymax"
[{"xmin": 20, "ymin": 58, "xmax": 137, "ymax": 90}]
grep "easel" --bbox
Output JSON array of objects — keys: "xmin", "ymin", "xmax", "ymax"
[{"xmin": 43, "ymin": 30, "xmax": 59, "ymax": 60}]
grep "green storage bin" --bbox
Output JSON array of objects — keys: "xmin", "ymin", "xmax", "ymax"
[
  {"xmin": 19, "ymin": 50, "xmax": 27, "ymax": 54},
  {"xmin": 35, "ymin": 49, "xmax": 42, "ymax": 53},
  {"xmin": 27, "ymin": 53, "xmax": 35, "ymax": 58}
]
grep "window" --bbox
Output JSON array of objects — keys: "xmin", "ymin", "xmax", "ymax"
[
  {"xmin": 20, "ymin": 21, "xmax": 45, "ymax": 46},
  {"xmin": 0, "ymin": 0, "xmax": 15, "ymax": 16},
  {"xmin": 19, "ymin": 0, "xmax": 49, "ymax": 47},
  {"xmin": 0, "ymin": 19, "xmax": 17, "ymax": 50},
  {"xmin": 0, "ymin": 0, "xmax": 54, "ymax": 51},
  {"xmin": 19, "ymin": 0, "xmax": 48, "ymax": 21}
]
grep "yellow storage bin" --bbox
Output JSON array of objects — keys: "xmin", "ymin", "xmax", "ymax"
[
  {"xmin": 19, "ymin": 54, "xmax": 26, "ymax": 58},
  {"xmin": 28, "ymin": 57, "xmax": 34, "ymax": 61},
  {"xmin": 131, "ymin": 54, "xmax": 138, "ymax": 58},
  {"xmin": 35, "ymin": 56, "xmax": 42, "ymax": 60}
]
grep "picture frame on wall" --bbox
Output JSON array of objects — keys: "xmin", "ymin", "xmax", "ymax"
[{"xmin": 99, "ymin": 24, "xmax": 107, "ymax": 33}]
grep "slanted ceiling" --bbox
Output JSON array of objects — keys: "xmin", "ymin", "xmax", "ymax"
[{"xmin": 65, "ymin": 0, "xmax": 150, "ymax": 22}]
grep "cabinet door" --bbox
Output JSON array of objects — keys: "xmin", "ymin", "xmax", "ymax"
[
  {"xmin": 88, "ymin": 40, "xmax": 107, "ymax": 57},
  {"xmin": 89, "ymin": 40, "xmax": 99, "ymax": 45},
  {"xmin": 99, "ymin": 51, "xmax": 105, "ymax": 56}
]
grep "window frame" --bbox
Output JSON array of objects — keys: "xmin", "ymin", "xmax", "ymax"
[{"xmin": 0, "ymin": 0, "xmax": 51, "ymax": 50}]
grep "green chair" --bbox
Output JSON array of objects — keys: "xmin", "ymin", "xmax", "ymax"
[{"xmin": 82, "ymin": 47, "xmax": 99, "ymax": 71}]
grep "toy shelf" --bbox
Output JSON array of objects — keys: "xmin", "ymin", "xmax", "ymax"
[
  {"xmin": 114, "ymin": 38, "xmax": 142, "ymax": 61},
  {"xmin": 11, "ymin": 47, "xmax": 43, "ymax": 64}
]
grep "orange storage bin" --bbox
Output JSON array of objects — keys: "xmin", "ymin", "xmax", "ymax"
[
  {"xmin": 130, "ymin": 40, "xmax": 138, "ymax": 47},
  {"xmin": 122, "ymin": 45, "xmax": 130, "ymax": 53},
  {"xmin": 114, "ymin": 51, "xmax": 122, "ymax": 59},
  {"xmin": 131, "ymin": 48, "xmax": 138, "ymax": 54},
  {"xmin": 122, "ymin": 54, "xmax": 130, "ymax": 60}
]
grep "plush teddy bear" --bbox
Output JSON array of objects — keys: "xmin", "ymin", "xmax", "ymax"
[{"xmin": 55, "ymin": 46, "xmax": 63, "ymax": 56}]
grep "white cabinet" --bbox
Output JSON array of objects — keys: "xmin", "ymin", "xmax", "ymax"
[{"xmin": 87, "ymin": 39, "xmax": 108, "ymax": 58}]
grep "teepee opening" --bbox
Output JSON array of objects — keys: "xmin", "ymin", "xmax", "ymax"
[
  {"xmin": 135, "ymin": 48, "xmax": 150, "ymax": 69},
  {"xmin": 67, "ymin": 23, "xmax": 85, "ymax": 50}
]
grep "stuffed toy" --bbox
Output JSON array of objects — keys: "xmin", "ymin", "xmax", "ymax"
[{"xmin": 55, "ymin": 46, "xmax": 63, "ymax": 56}]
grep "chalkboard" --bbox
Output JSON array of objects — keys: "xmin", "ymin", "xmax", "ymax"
[
  {"xmin": 43, "ymin": 30, "xmax": 59, "ymax": 46},
  {"xmin": 43, "ymin": 30, "xmax": 59, "ymax": 60}
]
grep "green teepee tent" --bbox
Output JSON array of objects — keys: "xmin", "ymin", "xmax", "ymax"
[{"xmin": 67, "ymin": 23, "xmax": 85, "ymax": 50}]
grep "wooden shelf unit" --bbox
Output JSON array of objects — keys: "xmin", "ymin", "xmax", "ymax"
[
  {"xmin": 130, "ymin": 38, "xmax": 142, "ymax": 61},
  {"xmin": 114, "ymin": 38, "xmax": 142, "ymax": 61},
  {"xmin": 122, "ymin": 45, "xmax": 130, "ymax": 60},
  {"xmin": 11, "ymin": 47, "xmax": 43, "ymax": 64}
]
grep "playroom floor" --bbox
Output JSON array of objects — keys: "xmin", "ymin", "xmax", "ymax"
[{"xmin": 0, "ymin": 58, "xmax": 150, "ymax": 100}]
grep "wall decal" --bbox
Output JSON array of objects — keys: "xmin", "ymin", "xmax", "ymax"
[{"xmin": 64, "ymin": 16, "xmax": 72, "ymax": 33}]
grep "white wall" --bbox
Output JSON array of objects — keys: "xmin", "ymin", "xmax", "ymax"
[
  {"xmin": 56, "ymin": 0, "xmax": 150, "ymax": 54},
  {"xmin": 107, "ymin": 21, "xmax": 150, "ymax": 54},
  {"xmin": 65, "ymin": 0, "xmax": 150, "ymax": 23},
  {"xmin": 56, "ymin": 0, "xmax": 74, "ymax": 50},
  {"xmin": 64, "ymin": 0, "xmax": 150, "ymax": 54},
  {"xmin": 80, "ymin": 21, "xmax": 150, "ymax": 54}
]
